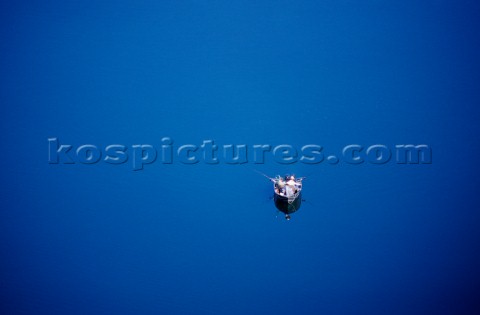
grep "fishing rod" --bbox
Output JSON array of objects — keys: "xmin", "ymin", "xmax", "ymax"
[{"xmin": 254, "ymin": 170, "xmax": 276, "ymax": 182}]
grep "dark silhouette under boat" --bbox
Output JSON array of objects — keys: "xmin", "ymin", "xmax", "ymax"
[{"xmin": 257, "ymin": 171, "xmax": 304, "ymax": 220}]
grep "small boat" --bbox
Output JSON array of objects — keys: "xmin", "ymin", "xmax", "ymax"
[
  {"xmin": 273, "ymin": 175, "xmax": 303, "ymax": 220},
  {"xmin": 256, "ymin": 171, "xmax": 305, "ymax": 220}
]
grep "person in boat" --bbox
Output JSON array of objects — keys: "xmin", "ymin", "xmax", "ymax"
[
  {"xmin": 275, "ymin": 176, "xmax": 286, "ymax": 196},
  {"xmin": 286, "ymin": 175, "xmax": 302, "ymax": 194}
]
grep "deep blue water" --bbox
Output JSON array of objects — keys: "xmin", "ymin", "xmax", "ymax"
[{"xmin": 1, "ymin": 1, "xmax": 480, "ymax": 314}]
